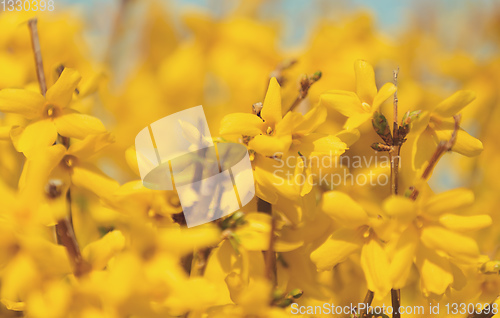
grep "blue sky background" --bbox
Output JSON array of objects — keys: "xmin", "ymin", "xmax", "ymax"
[{"xmin": 58, "ymin": 0, "xmax": 498, "ymax": 50}]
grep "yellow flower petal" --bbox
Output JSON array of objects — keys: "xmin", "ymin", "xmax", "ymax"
[
  {"xmin": 292, "ymin": 104, "xmax": 327, "ymax": 135},
  {"xmin": 10, "ymin": 119, "xmax": 58, "ymax": 156},
  {"xmin": 310, "ymin": 228, "xmax": 363, "ymax": 270},
  {"xmin": 433, "ymin": 121, "xmax": 483, "ymax": 156},
  {"xmin": 82, "ymin": 230, "xmax": 126, "ymax": 270},
  {"xmin": 433, "ymin": 90, "xmax": 476, "ymax": 118},
  {"xmin": 248, "ymin": 134, "xmax": 291, "ymax": 157},
  {"xmin": 412, "ymin": 127, "xmax": 437, "ymax": 170},
  {"xmin": 389, "ymin": 225, "xmax": 418, "ymax": 289},
  {"xmin": 68, "ymin": 133, "xmax": 114, "ymax": 160},
  {"xmin": 0, "ymin": 88, "xmax": 44, "ymax": 119},
  {"xmin": 321, "ymin": 191, "xmax": 368, "ymax": 228},
  {"xmin": 260, "ymin": 77, "xmax": 282, "ymax": 126},
  {"xmin": 438, "ymin": 214, "xmax": 492, "ymax": 232},
  {"xmin": 71, "ymin": 163, "xmax": 120, "ymax": 198},
  {"xmin": 54, "ymin": 109, "xmax": 106, "ymax": 139},
  {"xmin": 319, "ymin": 90, "xmax": 363, "ymax": 117},
  {"xmin": 354, "ymin": 60, "xmax": 377, "ymax": 104},
  {"xmin": 157, "ymin": 224, "xmax": 221, "ymax": 256},
  {"xmin": 415, "ymin": 245, "xmax": 453, "ymax": 296},
  {"xmin": 0, "ymin": 125, "xmax": 12, "ymax": 139},
  {"xmin": 451, "ymin": 129, "xmax": 483, "ymax": 156},
  {"xmin": 423, "ymin": 188, "xmax": 474, "ymax": 216},
  {"xmin": 236, "ymin": 212, "xmax": 272, "ymax": 251},
  {"xmin": 219, "ymin": 113, "xmax": 265, "ymax": 136},
  {"xmin": 344, "ymin": 112, "xmax": 372, "ymax": 130},
  {"xmin": 336, "ymin": 129, "xmax": 360, "ymax": 147},
  {"xmin": 46, "ymin": 68, "xmax": 81, "ymax": 108},
  {"xmin": 360, "ymin": 239, "xmax": 391, "ymax": 300},
  {"xmin": 298, "ymin": 133, "xmax": 347, "ymax": 157},
  {"xmin": 372, "ymin": 83, "xmax": 397, "ymax": 111},
  {"xmin": 18, "ymin": 145, "xmax": 67, "ymax": 204},
  {"xmin": 420, "ymin": 226, "xmax": 479, "ymax": 263},
  {"xmin": 383, "ymin": 195, "xmax": 417, "ymax": 229},
  {"xmin": 1, "ymin": 254, "xmax": 38, "ymax": 309}
]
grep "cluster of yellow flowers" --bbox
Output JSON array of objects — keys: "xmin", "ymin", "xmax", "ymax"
[{"xmin": 1, "ymin": 2, "xmax": 499, "ymax": 317}]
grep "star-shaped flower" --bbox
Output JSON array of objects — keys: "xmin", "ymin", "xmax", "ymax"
[
  {"xmin": 319, "ymin": 60, "xmax": 396, "ymax": 130},
  {"xmin": 0, "ymin": 68, "xmax": 105, "ymax": 156}
]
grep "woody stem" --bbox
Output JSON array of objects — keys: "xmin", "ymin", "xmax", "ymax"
[
  {"xmin": 470, "ymin": 296, "xmax": 499, "ymax": 318},
  {"xmin": 359, "ymin": 290, "xmax": 374, "ymax": 317},
  {"xmin": 391, "ymin": 67, "xmax": 400, "ymax": 196},
  {"xmin": 28, "ymin": 19, "xmax": 47, "ymax": 96},
  {"xmin": 391, "ymin": 68, "xmax": 401, "ymax": 318},
  {"xmin": 258, "ymin": 198, "xmax": 277, "ymax": 285},
  {"xmin": 29, "ymin": 19, "xmax": 89, "ymax": 277},
  {"xmin": 409, "ymin": 114, "xmax": 461, "ymax": 200}
]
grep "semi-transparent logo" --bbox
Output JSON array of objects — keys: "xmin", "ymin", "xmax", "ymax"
[{"xmin": 135, "ymin": 106, "xmax": 255, "ymax": 227}]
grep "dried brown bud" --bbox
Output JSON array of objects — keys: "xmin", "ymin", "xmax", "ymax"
[
  {"xmin": 45, "ymin": 179, "xmax": 64, "ymax": 199},
  {"xmin": 252, "ymin": 102, "xmax": 263, "ymax": 116},
  {"xmin": 371, "ymin": 142, "xmax": 392, "ymax": 152}
]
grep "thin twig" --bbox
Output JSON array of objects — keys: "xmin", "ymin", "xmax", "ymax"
[
  {"xmin": 284, "ymin": 71, "xmax": 322, "ymax": 114},
  {"xmin": 391, "ymin": 289, "xmax": 401, "ymax": 318},
  {"xmin": 421, "ymin": 114, "xmax": 460, "ymax": 180},
  {"xmin": 359, "ymin": 290, "xmax": 374, "ymax": 318},
  {"xmin": 28, "ymin": 19, "xmax": 47, "ymax": 96},
  {"xmin": 257, "ymin": 198, "xmax": 276, "ymax": 285},
  {"xmin": 55, "ymin": 218, "xmax": 91, "ymax": 276},
  {"xmin": 29, "ymin": 20, "xmax": 90, "ymax": 277},
  {"xmin": 469, "ymin": 296, "xmax": 499, "ymax": 318},
  {"xmin": 391, "ymin": 67, "xmax": 400, "ymax": 196},
  {"xmin": 390, "ymin": 68, "xmax": 402, "ymax": 318},
  {"xmin": 409, "ymin": 115, "xmax": 461, "ymax": 200},
  {"xmin": 46, "ymin": 181, "xmax": 90, "ymax": 276}
]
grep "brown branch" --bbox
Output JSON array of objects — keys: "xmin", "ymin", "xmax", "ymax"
[
  {"xmin": 46, "ymin": 181, "xmax": 90, "ymax": 276},
  {"xmin": 257, "ymin": 198, "xmax": 276, "ymax": 285},
  {"xmin": 469, "ymin": 296, "xmax": 499, "ymax": 318},
  {"xmin": 30, "ymin": 20, "xmax": 90, "ymax": 277},
  {"xmin": 390, "ymin": 68, "xmax": 402, "ymax": 318},
  {"xmin": 391, "ymin": 289, "xmax": 401, "ymax": 318},
  {"xmin": 391, "ymin": 67, "xmax": 400, "ymax": 196},
  {"xmin": 269, "ymin": 59, "xmax": 297, "ymax": 87},
  {"xmin": 284, "ymin": 71, "xmax": 322, "ymax": 114},
  {"xmin": 28, "ymin": 19, "xmax": 47, "ymax": 96},
  {"xmin": 359, "ymin": 290, "xmax": 374, "ymax": 318},
  {"xmin": 56, "ymin": 218, "xmax": 91, "ymax": 276},
  {"xmin": 409, "ymin": 114, "xmax": 461, "ymax": 200}
]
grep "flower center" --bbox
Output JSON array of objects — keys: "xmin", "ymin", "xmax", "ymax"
[
  {"xmin": 414, "ymin": 216, "xmax": 425, "ymax": 229},
  {"xmin": 266, "ymin": 126, "xmax": 274, "ymax": 135},
  {"xmin": 361, "ymin": 102, "xmax": 371, "ymax": 112},
  {"xmin": 63, "ymin": 155, "xmax": 77, "ymax": 168},
  {"xmin": 44, "ymin": 104, "xmax": 59, "ymax": 118}
]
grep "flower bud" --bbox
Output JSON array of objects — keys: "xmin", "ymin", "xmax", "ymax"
[
  {"xmin": 288, "ymin": 288, "xmax": 303, "ymax": 299},
  {"xmin": 372, "ymin": 112, "xmax": 392, "ymax": 144},
  {"xmin": 371, "ymin": 142, "xmax": 392, "ymax": 152},
  {"xmin": 480, "ymin": 260, "xmax": 500, "ymax": 274},
  {"xmin": 399, "ymin": 110, "xmax": 421, "ymax": 137}
]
